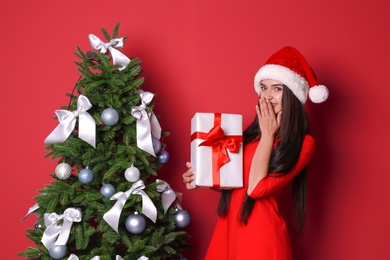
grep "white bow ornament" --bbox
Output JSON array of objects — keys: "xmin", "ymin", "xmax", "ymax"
[
  {"xmin": 41, "ymin": 208, "xmax": 82, "ymax": 250},
  {"xmin": 68, "ymin": 254, "xmax": 148, "ymax": 260},
  {"xmin": 131, "ymin": 91, "xmax": 162, "ymax": 156},
  {"xmin": 156, "ymin": 179, "xmax": 177, "ymax": 214},
  {"xmin": 89, "ymin": 34, "xmax": 131, "ymax": 71},
  {"xmin": 103, "ymin": 180, "xmax": 157, "ymax": 233},
  {"xmin": 44, "ymin": 94, "xmax": 96, "ymax": 148}
]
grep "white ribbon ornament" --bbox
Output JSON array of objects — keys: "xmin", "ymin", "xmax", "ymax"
[
  {"xmin": 88, "ymin": 34, "xmax": 131, "ymax": 71},
  {"xmin": 22, "ymin": 203, "xmax": 40, "ymax": 221},
  {"xmin": 131, "ymin": 91, "xmax": 162, "ymax": 157},
  {"xmin": 41, "ymin": 208, "xmax": 82, "ymax": 250},
  {"xmin": 44, "ymin": 94, "xmax": 96, "ymax": 148},
  {"xmin": 156, "ymin": 179, "xmax": 177, "ymax": 214},
  {"xmin": 103, "ymin": 180, "xmax": 157, "ymax": 233},
  {"xmin": 175, "ymin": 191, "xmax": 183, "ymax": 210},
  {"xmin": 68, "ymin": 254, "xmax": 148, "ymax": 260}
]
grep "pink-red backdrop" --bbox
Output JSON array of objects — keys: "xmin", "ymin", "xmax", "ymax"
[{"xmin": 2, "ymin": 0, "xmax": 389, "ymax": 259}]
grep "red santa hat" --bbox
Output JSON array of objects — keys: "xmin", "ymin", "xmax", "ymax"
[{"xmin": 254, "ymin": 46, "xmax": 329, "ymax": 104}]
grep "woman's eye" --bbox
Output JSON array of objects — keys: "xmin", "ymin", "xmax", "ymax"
[
  {"xmin": 274, "ymin": 87, "xmax": 283, "ymax": 92},
  {"xmin": 260, "ymin": 86, "xmax": 266, "ymax": 90}
]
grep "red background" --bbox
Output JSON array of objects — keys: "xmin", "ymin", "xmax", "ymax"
[{"xmin": 2, "ymin": 0, "xmax": 390, "ymax": 259}]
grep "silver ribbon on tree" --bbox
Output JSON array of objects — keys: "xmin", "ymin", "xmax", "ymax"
[
  {"xmin": 131, "ymin": 91, "xmax": 162, "ymax": 157},
  {"xmin": 103, "ymin": 180, "xmax": 157, "ymax": 233},
  {"xmin": 44, "ymin": 94, "xmax": 96, "ymax": 148},
  {"xmin": 41, "ymin": 208, "xmax": 82, "ymax": 250},
  {"xmin": 88, "ymin": 34, "xmax": 131, "ymax": 71},
  {"xmin": 175, "ymin": 191, "xmax": 183, "ymax": 210},
  {"xmin": 68, "ymin": 254, "xmax": 148, "ymax": 260},
  {"xmin": 156, "ymin": 179, "xmax": 177, "ymax": 214},
  {"xmin": 22, "ymin": 203, "xmax": 40, "ymax": 220}
]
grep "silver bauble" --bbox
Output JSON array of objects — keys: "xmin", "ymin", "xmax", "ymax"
[
  {"xmin": 125, "ymin": 212, "xmax": 146, "ymax": 234},
  {"xmin": 101, "ymin": 107, "xmax": 119, "ymax": 126},
  {"xmin": 124, "ymin": 165, "xmax": 140, "ymax": 182},
  {"xmin": 157, "ymin": 150, "xmax": 170, "ymax": 164},
  {"xmin": 49, "ymin": 244, "xmax": 67, "ymax": 259},
  {"xmin": 174, "ymin": 209, "xmax": 191, "ymax": 228},
  {"xmin": 55, "ymin": 162, "xmax": 72, "ymax": 180}
]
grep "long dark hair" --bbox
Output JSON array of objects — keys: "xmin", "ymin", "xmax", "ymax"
[{"xmin": 217, "ymin": 86, "xmax": 311, "ymax": 231}]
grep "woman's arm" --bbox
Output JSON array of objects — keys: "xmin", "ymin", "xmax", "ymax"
[
  {"xmin": 247, "ymin": 97, "xmax": 282, "ymax": 195},
  {"xmin": 247, "ymin": 135, "xmax": 274, "ymax": 195},
  {"xmin": 249, "ymin": 135, "xmax": 315, "ymax": 198}
]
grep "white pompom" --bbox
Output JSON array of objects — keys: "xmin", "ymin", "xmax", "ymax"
[{"xmin": 309, "ymin": 85, "xmax": 329, "ymax": 103}]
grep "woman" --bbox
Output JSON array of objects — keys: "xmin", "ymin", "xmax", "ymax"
[{"xmin": 183, "ymin": 46, "xmax": 329, "ymax": 259}]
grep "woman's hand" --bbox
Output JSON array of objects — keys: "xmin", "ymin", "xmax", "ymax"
[
  {"xmin": 182, "ymin": 162, "xmax": 197, "ymax": 190},
  {"xmin": 247, "ymin": 98, "xmax": 281, "ymax": 195},
  {"xmin": 256, "ymin": 97, "xmax": 282, "ymax": 138}
]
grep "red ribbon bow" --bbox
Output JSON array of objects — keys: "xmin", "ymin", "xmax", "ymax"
[
  {"xmin": 191, "ymin": 113, "xmax": 242, "ymax": 188},
  {"xmin": 199, "ymin": 124, "xmax": 241, "ymax": 171}
]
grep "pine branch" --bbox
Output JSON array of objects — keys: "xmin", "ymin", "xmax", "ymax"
[
  {"xmin": 101, "ymin": 26, "xmax": 111, "ymax": 41},
  {"xmin": 112, "ymin": 23, "xmax": 120, "ymax": 39}
]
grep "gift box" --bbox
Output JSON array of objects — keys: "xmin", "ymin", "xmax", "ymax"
[{"xmin": 190, "ymin": 113, "xmax": 243, "ymax": 189}]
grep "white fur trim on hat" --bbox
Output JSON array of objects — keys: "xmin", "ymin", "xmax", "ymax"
[
  {"xmin": 308, "ymin": 85, "xmax": 329, "ymax": 103},
  {"xmin": 254, "ymin": 64, "xmax": 309, "ymax": 104}
]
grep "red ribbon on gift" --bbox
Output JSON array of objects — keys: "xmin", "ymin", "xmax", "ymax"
[{"xmin": 190, "ymin": 113, "xmax": 242, "ymax": 188}]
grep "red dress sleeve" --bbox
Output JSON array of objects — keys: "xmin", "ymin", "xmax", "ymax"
[{"xmin": 249, "ymin": 135, "xmax": 316, "ymax": 199}]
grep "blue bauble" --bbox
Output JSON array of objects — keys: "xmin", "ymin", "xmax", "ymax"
[
  {"xmin": 49, "ymin": 244, "xmax": 67, "ymax": 259},
  {"xmin": 125, "ymin": 212, "xmax": 146, "ymax": 234},
  {"xmin": 157, "ymin": 150, "xmax": 170, "ymax": 164},
  {"xmin": 67, "ymin": 133, "xmax": 75, "ymax": 140},
  {"xmin": 174, "ymin": 209, "xmax": 191, "ymax": 228},
  {"xmin": 34, "ymin": 221, "xmax": 42, "ymax": 229},
  {"xmin": 78, "ymin": 168, "xmax": 94, "ymax": 184},
  {"xmin": 101, "ymin": 107, "xmax": 119, "ymax": 126},
  {"xmin": 152, "ymin": 136, "xmax": 162, "ymax": 154},
  {"xmin": 100, "ymin": 184, "xmax": 115, "ymax": 198}
]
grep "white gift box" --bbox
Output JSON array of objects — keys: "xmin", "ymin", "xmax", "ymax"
[{"xmin": 190, "ymin": 113, "xmax": 243, "ymax": 189}]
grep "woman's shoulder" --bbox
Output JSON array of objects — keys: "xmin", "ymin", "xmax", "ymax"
[
  {"xmin": 304, "ymin": 134, "xmax": 315, "ymax": 143},
  {"xmin": 303, "ymin": 134, "xmax": 316, "ymax": 151}
]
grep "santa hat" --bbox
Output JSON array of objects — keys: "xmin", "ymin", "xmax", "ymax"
[{"xmin": 254, "ymin": 46, "xmax": 329, "ymax": 104}]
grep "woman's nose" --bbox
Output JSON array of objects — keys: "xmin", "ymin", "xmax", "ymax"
[{"xmin": 262, "ymin": 92, "xmax": 272, "ymax": 100}]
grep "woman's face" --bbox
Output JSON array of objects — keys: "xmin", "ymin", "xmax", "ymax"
[{"xmin": 259, "ymin": 79, "xmax": 284, "ymax": 115}]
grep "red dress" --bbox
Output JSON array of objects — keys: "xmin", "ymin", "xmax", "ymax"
[{"xmin": 204, "ymin": 135, "xmax": 316, "ymax": 260}]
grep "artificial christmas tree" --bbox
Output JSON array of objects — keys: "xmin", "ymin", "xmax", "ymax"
[{"xmin": 19, "ymin": 23, "xmax": 190, "ymax": 260}]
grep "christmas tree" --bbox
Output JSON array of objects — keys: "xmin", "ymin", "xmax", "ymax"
[{"xmin": 19, "ymin": 23, "xmax": 191, "ymax": 260}]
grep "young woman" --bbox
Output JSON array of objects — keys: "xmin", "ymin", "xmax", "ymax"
[{"xmin": 182, "ymin": 46, "xmax": 329, "ymax": 259}]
